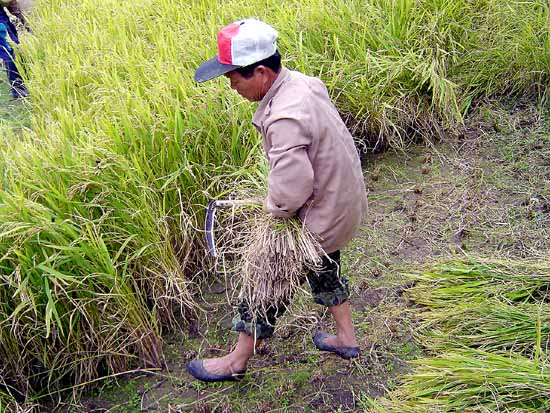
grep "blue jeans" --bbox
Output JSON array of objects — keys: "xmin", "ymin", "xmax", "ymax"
[
  {"xmin": 4, "ymin": 55, "xmax": 26, "ymax": 97},
  {"xmin": 0, "ymin": 12, "xmax": 27, "ymax": 97}
]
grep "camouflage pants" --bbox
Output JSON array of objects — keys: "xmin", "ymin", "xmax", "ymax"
[{"xmin": 232, "ymin": 250, "xmax": 350, "ymax": 339}]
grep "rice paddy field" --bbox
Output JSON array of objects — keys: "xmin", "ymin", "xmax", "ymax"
[{"xmin": 0, "ymin": 0, "xmax": 548, "ymax": 411}]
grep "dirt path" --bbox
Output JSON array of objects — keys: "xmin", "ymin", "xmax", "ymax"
[{"xmin": 62, "ymin": 99, "xmax": 549, "ymax": 412}]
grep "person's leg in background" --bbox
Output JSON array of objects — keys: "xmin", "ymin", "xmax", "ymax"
[
  {"xmin": 0, "ymin": 20, "xmax": 27, "ymax": 99},
  {"xmin": 5, "ymin": 54, "xmax": 27, "ymax": 98}
]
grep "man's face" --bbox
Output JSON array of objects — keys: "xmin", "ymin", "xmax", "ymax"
[{"xmin": 224, "ymin": 69, "xmax": 266, "ymax": 102}]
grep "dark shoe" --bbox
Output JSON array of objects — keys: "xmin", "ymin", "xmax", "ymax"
[
  {"xmin": 313, "ymin": 331, "xmax": 360, "ymax": 359},
  {"xmin": 185, "ymin": 359, "xmax": 246, "ymax": 383}
]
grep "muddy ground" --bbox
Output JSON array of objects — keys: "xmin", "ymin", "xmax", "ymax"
[{"xmin": 43, "ymin": 97, "xmax": 549, "ymax": 412}]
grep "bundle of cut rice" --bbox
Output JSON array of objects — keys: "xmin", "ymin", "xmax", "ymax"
[{"xmin": 235, "ymin": 214, "xmax": 324, "ymax": 320}]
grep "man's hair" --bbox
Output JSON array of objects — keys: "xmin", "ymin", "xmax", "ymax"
[{"xmin": 236, "ymin": 50, "xmax": 282, "ymax": 79}]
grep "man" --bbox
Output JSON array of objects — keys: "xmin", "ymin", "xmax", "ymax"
[
  {"xmin": 187, "ymin": 19, "xmax": 367, "ymax": 383},
  {"xmin": 0, "ymin": 0, "xmax": 28, "ymax": 98}
]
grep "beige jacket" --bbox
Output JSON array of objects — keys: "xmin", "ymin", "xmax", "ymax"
[{"xmin": 252, "ymin": 68, "xmax": 368, "ymax": 253}]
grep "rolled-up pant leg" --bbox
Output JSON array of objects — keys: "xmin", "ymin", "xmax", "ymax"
[
  {"xmin": 232, "ymin": 250, "xmax": 350, "ymax": 339},
  {"xmin": 306, "ymin": 251, "xmax": 350, "ymax": 307}
]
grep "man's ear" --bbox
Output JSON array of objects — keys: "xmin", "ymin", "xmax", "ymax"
[{"xmin": 255, "ymin": 65, "xmax": 267, "ymax": 76}]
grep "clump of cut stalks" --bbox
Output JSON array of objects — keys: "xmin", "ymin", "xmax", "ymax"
[
  {"xmin": 405, "ymin": 259, "xmax": 550, "ymax": 357},
  {"xmin": 366, "ymin": 259, "xmax": 550, "ymax": 412},
  {"xmin": 416, "ymin": 299, "xmax": 550, "ymax": 356},
  {"xmin": 405, "ymin": 260, "xmax": 550, "ymax": 307},
  {"xmin": 238, "ymin": 214, "xmax": 324, "ymax": 322},
  {"xmin": 373, "ymin": 350, "xmax": 550, "ymax": 413}
]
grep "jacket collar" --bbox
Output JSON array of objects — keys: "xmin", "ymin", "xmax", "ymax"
[{"xmin": 252, "ymin": 67, "xmax": 290, "ymax": 128}]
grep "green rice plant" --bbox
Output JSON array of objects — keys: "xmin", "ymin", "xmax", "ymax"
[
  {"xmin": 414, "ymin": 299, "xmax": 550, "ymax": 357},
  {"xmin": 0, "ymin": 0, "xmax": 263, "ymax": 403},
  {"xmin": 19, "ymin": 0, "xmax": 549, "ymax": 152},
  {"xmin": 405, "ymin": 259, "xmax": 550, "ymax": 307},
  {"xmin": 278, "ymin": 0, "xmax": 548, "ymax": 147},
  {"xmin": 405, "ymin": 259, "xmax": 550, "ymax": 355},
  {"xmin": 0, "ymin": 191, "xmax": 164, "ymax": 394},
  {"xmin": 372, "ymin": 350, "xmax": 550, "ymax": 412},
  {"xmin": 370, "ymin": 260, "xmax": 550, "ymax": 411},
  {"xmin": 403, "ymin": 259, "xmax": 550, "ymax": 352},
  {"xmin": 0, "ymin": 129, "xmax": 202, "ymax": 401}
]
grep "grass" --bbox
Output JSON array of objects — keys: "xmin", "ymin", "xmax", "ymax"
[{"xmin": 0, "ymin": 0, "xmax": 547, "ymax": 410}]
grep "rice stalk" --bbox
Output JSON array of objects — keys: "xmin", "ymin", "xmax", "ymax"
[
  {"xmin": 403, "ymin": 259, "xmax": 550, "ymax": 356},
  {"xmin": 374, "ymin": 350, "xmax": 550, "ymax": 413},
  {"xmin": 214, "ymin": 204, "xmax": 323, "ymax": 326},
  {"xmin": 373, "ymin": 259, "xmax": 550, "ymax": 411},
  {"xmin": 0, "ymin": 367, "xmax": 36, "ymax": 413},
  {"xmin": 414, "ymin": 299, "xmax": 550, "ymax": 357},
  {"xmin": 405, "ymin": 259, "xmax": 550, "ymax": 306}
]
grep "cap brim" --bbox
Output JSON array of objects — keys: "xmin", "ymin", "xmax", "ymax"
[{"xmin": 194, "ymin": 56, "xmax": 240, "ymax": 83}]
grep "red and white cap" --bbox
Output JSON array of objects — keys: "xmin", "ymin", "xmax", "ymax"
[{"xmin": 195, "ymin": 19, "xmax": 278, "ymax": 83}]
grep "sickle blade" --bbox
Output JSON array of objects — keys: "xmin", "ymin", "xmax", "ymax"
[{"xmin": 205, "ymin": 200, "xmax": 218, "ymax": 257}]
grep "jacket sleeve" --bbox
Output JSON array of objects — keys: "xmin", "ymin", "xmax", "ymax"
[{"xmin": 264, "ymin": 117, "xmax": 314, "ymax": 218}]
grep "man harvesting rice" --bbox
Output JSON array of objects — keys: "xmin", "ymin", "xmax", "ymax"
[{"xmin": 187, "ymin": 19, "xmax": 368, "ymax": 382}]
